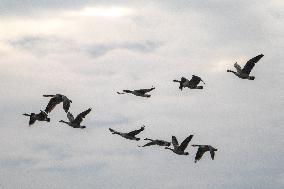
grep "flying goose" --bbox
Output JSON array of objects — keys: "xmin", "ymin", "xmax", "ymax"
[
  {"xmin": 165, "ymin": 135, "xmax": 194, "ymax": 155},
  {"xmin": 59, "ymin": 108, "xmax": 91, "ymax": 129},
  {"xmin": 109, "ymin": 126, "xmax": 145, "ymax": 141},
  {"xmin": 138, "ymin": 138, "xmax": 171, "ymax": 147},
  {"xmin": 173, "ymin": 75, "xmax": 205, "ymax": 90},
  {"xmin": 117, "ymin": 87, "xmax": 155, "ymax": 98},
  {"xmin": 43, "ymin": 94, "xmax": 72, "ymax": 113},
  {"xmin": 191, "ymin": 145, "xmax": 217, "ymax": 163},
  {"xmin": 23, "ymin": 110, "xmax": 50, "ymax": 126},
  {"xmin": 227, "ymin": 54, "xmax": 264, "ymax": 80}
]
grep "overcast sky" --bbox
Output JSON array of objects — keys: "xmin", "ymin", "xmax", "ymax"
[{"xmin": 0, "ymin": 1, "xmax": 283, "ymax": 189}]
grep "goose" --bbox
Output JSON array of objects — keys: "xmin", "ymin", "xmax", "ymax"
[
  {"xmin": 138, "ymin": 138, "xmax": 171, "ymax": 147},
  {"xmin": 109, "ymin": 126, "xmax": 145, "ymax": 141},
  {"xmin": 59, "ymin": 108, "xmax": 91, "ymax": 129},
  {"xmin": 43, "ymin": 94, "xmax": 72, "ymax": 113},
  {"xmin": 191, "ymin": 145, "xmax": 217, "ymax": 163},
  {"xmin": 173, "ymin": 75, "xmax": 205, "ymax": 90},
  {"xmin": 165, "ymin": 135, "xmax": 194, "ymax": 155},
  {"xmin": 23, "ymin": 110, "xmax": 50, "ymax": 126},
  {"xmin": 227, "ymin": 54, "xmax": 264, "ymax": 80},
  {"xmin": 117, "ymin": 87, "xmax": 155, "ymax": 98}
]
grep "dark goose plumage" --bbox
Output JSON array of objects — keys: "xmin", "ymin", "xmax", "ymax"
[
  {"xmin": 43, "ymin": 94, "xmax": 72, "ymax": 113},
  {"xmin": 59, "ymin": 108, "xmax": 91, "ymax": 129},
  {"xmin": 227, "ymin": 54, "xmax": 264, "ymax": 80},
  {"xmin": 138, "ymin": 138, "xmax": 171, "ymax": 147},
  {"xmin": 165, "ymin": 135, "xmax": 194, "ymax": 155},
  {"xmin": 117, "ymin": 87, "xmax": 155, "ymax": 98},
  {"xmin": 109, "ymin": 126, "xmax": 145, "ymax": 141},
  {"xmin": 192, "ymin": 145, "xmax": 217, "ymax": 163},
  {"xmin": 23, "ymin": 110, "xmax": 50, "ymax": 126},
  {"xmin": 173, "ymin": 75, "xmax": 205, "ymax": 90}
]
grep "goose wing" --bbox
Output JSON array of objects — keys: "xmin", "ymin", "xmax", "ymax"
[
  {"xmin": 171, "ymin": 136, "xmax": 179, "ymax": 149},
  {"xmin": 62, "ymin": 96, "xmax": 71, "ymax": 113},
  {"xmin": 178, "ymin": 135, "xmax": 193, "ymax": 151},
  {"xmin": 210, "ymin": 149, "xmax": 215, "ymax": 160},
  {"xmin": 189, "ymin": 75, "xmax": 202, "ymax": 86},
  {"xmin": 67, "ymin": 112, "xmax": 75, "ymax": 122},
  {"xmin": 242, "ymin": 54, "xmax": 264, "ymax": 75},
  {"xmin": 127, "ymin": 126, "xmax": 145, "ymax": 136},
  {"xmin": 180, "ymin": 77, "xmax": 188, "ymax": 90},
  {"xmin": 195, "ymin": 147, "xmax": 206, "ymax": 162},
  {"xmin": 139, "ymin": 141, "xmax": 156, "ymax": 147},
  {"xmin": 234, "ymin": 63, "xmax": 242, "ymax": 73},
  {"xmin": 209, "ymin": 146, "xmax": 217, "ymax": 160},
  {"xmin": 28, "ymin": 115, "xmax": 36, "ymax": 125},
  {"xmin": 135, "ymin": 87, "xmax": 155, "ymax": 94},
  {"xmin": 44, "ymin": 96, "xmax": 62, "ymax": 113},
  {"xmin": 74, "ymin": 108, "xmax": 92, "ymax": 124}
]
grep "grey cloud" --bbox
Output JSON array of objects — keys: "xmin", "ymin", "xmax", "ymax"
[
  {"xmin": 10, "ymin": 35, "xmax": 161, "ymax": 58},
  {"xmin": 0, "ymin": 1, "xmax": 284, "ymax": 189}
]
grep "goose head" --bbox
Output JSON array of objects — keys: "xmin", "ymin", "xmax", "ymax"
[
  {"xmin": 184, "ymin": 152, "xmax": 189, "ymax": 155},
  {"xmin": 46, "ymin": 118, "xmax": 51, "ymax": 122},
  {"xmin": 135, "ymin": 138, "xmax": 140, "ymax": 141},
  {"xmin": 80, "ymin": 126, "xmax": 86, "ymax": 129}
]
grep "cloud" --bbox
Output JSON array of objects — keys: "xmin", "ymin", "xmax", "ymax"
[
  {"xmin": 0, "ymin": 1, "xmax": 283, "ymax": 189},
  {"xmin": 9, "ymin": 35, "xmax": 161, "ymax": 58}
]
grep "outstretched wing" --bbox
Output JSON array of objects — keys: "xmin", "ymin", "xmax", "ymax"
[
  {"xmin": 195, "ymin": 148, "xmax": 206, "ymax": 162},
  {"xmin": 171, "ymin": 136, "xmax": 179, "ymax": 149},
  {"xmin": 44, "ymin": 97, "xmax": 62, "ymax": 113},
  {"xmin": 210, "ymin": 150, "xmax": 215, "ymax": 160},
  {"xmin": 139, "ymin": 141, "xmax": 156, "ymax": 147},
  {"xmin": 127, "ymin": 126, "xmax": 145, "ymax": 136},
  {"xmin": 62, "ymin": 96, "xmax": 71, "ymax": 113},
  {"xmin": 242, "ymin": 54, "xmax": 264, "ymax": 75},
  {"xmin": 234, "ymin": 62, "xmax": 242, "ymax": 73},
  {"xmin": 74, "ymin": 108, "xmax": 92, "ymax": 124},
  {"xmin": 189, "ymin": 75, "xmax": 202, "ymax": 87},
  {"xmin": 178, "ymin": 135, "xmax": 193, "ymax": 151},
  {"xmin": 135, "ymin": 87, "xmax": 155, "ymax": 94},
  {"xmin": 67, "ymin": 112, "xmax": 75, "ymax": 122}
]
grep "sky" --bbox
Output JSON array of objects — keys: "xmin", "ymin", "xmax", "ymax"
[{"xmin": 0, "ymin": 0, "xmax": 283, "ymax": 188}]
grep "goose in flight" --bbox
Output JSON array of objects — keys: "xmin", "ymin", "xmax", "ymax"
[
  {"xmin": 109, "ymin": 126, "xmax": 145, "ymax": 141},
  {"xmin": 59, "ymin": 108, "xmax": 91, "ymax": 129},
  {"xmin": 192, "ymin": 145, "xmax": 217, "ymax": 163},
  {"xmin": 117, "ymin": 87, "xmax": 155, "ymax": 98},
  {"xmin": 227, "ymin": 54, "xmax": 264, "ymax": 80},
  {"xmin": 43, "ymin": 94, "xmax": 72, "ymax": 113},
  {"xmin": 138, "ymin": 138, "xmax": 171, "ymax": 147},
  {"xmin": 173, "ymin": 75, "xmax": 205, "ymax": 90},
  {"xmin": 165, "ymin": 135, "xmax": 194, "ymax": 155},
  {"xmin": 23, "ymin": 110, "xmax": 50, "ymax": 126}
]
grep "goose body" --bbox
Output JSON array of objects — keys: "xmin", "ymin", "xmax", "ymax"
[
  {"xmin": 173, "ymin": 75, "xmax": 205, "ymax": 90},
  {"xmin": 165, "ymin": 135, "xmax": 193, "ymax": 155},
  {"xmin": 109, "ymin": 126, "xmax": 145, "ymax": 141},
  {"xmin": 138, "ymin": 138, "xmax": 171, "ymax": 147},
  {"xmin": 23, "ymin": 110, "xmax": 50, "ymax": 126},
  {"xmin": 227, "ymin": 54, "xmax": 264, "ymax": 80},
  {"xmin": 59, "ymin": 108, "xmax": 91, "ymax": 129},
  {"xmin": 192, "ymin": 145, "xmax": 217, "ymax": 163},
  {"xmin": 43, "ymin": 94, "xmax": 72, "ymax": 113},
  {"xmin": 117, "ymin": 87, "xmax": 155, "ymax": 98}
]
